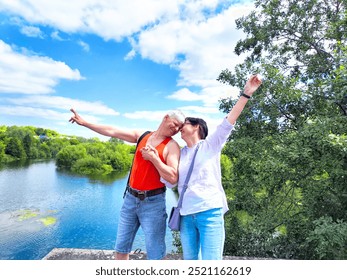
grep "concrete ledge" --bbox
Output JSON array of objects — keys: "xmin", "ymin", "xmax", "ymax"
[
  {"xmin": 42, "ymin": 248, "xmax": 180, "ymax": 260},
  {"xmin": 43, "ymin": 248, "xmax": 271, "ymax": 260}
]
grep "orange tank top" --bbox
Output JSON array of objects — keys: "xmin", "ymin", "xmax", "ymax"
[{"xmin": 129, "ymin": 132, "xmax": 172, "ymax": 191}]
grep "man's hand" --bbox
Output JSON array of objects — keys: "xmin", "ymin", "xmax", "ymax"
[
  {"xmin": 244, "ymin": 74, "xmax": 262, "ymax": 97},
  {"xmin": 69, "ymin": 108, "xmax": 86, "ymax": 126},
  {"xmin": 141, "ymin": 145, "xmax": 159, "ymax": 162}
]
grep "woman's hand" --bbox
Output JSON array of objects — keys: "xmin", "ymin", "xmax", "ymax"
[
  {"xmin": 140, "ymin": 145, "xmax": 159, "ymax": 162},
  {"xmin": 244, "ymin": 74, "xmax": 262, "ymax": 97}
]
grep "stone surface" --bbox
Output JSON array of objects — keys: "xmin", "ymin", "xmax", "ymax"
[
  {"xmin": 43, "ymin": 248, "xmax": 180, "ymax": 260},
  {"xmin": 43, "ymin": 248, "xmax": 269, "ymax": 260}
]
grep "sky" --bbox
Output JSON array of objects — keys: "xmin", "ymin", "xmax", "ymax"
[{"xmin": 0, "ymin": 0, "xmax": 255, "ymax": 146}]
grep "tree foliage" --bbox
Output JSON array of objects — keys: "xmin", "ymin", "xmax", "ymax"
[
  {"xmin": 56, "ymin": 140, "xmax": 133, "ymax": 175},
  {"xmin": 219, "ymin": 0, "xmax": 347, "ymax": 259},
  {"xmin": 0, "ymin": 125, "xmax": 133, "ymax": 176}
]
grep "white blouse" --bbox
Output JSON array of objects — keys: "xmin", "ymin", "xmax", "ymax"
[{"xmin": 164, "ymin": 117, "xmax": 234, "ymax": 216}]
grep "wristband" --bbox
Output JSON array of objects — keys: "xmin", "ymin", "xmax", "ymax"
[{"xmin": 240, "ymin": 93, "xmax": 251, "ymax": 99}]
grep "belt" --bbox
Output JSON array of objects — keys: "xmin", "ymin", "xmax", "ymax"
[{"xmin": 127, "ymin": 186, "xmax": 166, "ymax": 200}]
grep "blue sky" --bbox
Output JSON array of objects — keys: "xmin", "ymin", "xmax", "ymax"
[{"xmin": 0, "ymin": 0, "xmax": 254, "ymax": 146}]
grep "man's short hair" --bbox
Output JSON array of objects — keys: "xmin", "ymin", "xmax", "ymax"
[{"xmin": 167, "ymin": 110, "xmax": 185, "ymax": 123}]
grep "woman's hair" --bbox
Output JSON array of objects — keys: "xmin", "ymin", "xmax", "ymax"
[{"xmin": 185, "ymin": 117, "xmax": 208, "ymax": 139}]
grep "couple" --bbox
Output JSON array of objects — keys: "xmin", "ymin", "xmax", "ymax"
[{"xmin": 69, "ymin": 75, "xmax": 262, "ymax": 260}]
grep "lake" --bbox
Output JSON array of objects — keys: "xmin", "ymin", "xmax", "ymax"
[{"xmin": 0, "ymin": 160, "xmax": 178, "ymax": 260}]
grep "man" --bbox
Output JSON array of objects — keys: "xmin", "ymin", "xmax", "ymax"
[{"xmin": 69, "ymin": 108, "xmax": 185, "ymax": 260}]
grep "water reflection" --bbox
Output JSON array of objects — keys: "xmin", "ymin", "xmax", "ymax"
[
  {"xmin": 57, "ymin": 167, "xmax": 129, "ymax": 186},
  {"xmin": 0, "ymin": 159, "xmax": 35, "ymax": 170},
  {"xmin": 0, "ymin": 160, "xmax": 178, "ymax": 260}
]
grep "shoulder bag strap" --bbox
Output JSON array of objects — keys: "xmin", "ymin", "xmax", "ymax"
[{"xmin": 176, "ymin": 142, "xmax": 201, "ymax": 209}]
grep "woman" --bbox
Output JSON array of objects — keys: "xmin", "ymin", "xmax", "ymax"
[
  {"xmin": 175, "ymin": 74, "xmax": 262, "ymax": 260},
  {"xmin": 141, "ymin": 74, "xmax": 262, "ymax": 259}
]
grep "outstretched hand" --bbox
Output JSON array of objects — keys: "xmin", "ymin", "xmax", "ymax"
[
  {"xmin": 69, "ymin": 108, "xmax": 85, "ymax": 126},
  {"xmin": 244, "ymin": 74, "xmax": 262, "ymax": 97}
]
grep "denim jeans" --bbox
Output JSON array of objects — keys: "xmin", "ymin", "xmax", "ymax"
[
  {"xmin": 114, "ymin": 191, "xmax": 167, "ymax": 259},
  {"xmin": 180, "ymin": 208, "xmax": 224, "ymax": 260}
]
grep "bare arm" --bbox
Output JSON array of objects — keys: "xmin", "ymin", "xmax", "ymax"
[
  {"xmin": 140, "ymin": 140, "xmax": 180, "ymax": 185},
  {"xmin": 69, "ymin": 108, "xmax": 141, "ymax": 143},
  {"xmin": 227, "ymin": 74, "xmax": 262, "ymax": 125}
]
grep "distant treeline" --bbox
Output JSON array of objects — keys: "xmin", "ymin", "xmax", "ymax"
[{"xmin": 0, "ymin": 125, "xmax": 134, "ymax": 175}]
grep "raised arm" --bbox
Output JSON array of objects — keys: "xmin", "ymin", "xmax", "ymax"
[
  {"xmin": 69, "ymin": 108, "xmax": 141, "ymax": 143},
  {"xmin": 227, "ymin": 74, "xmax": 262, "ymax": 125}
]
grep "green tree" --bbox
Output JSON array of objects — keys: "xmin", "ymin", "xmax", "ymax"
[
  {"xmin": 56, "ymin": 144, "xmax": 87, "ymax": 169},
  {"xmin": 23, "ymin": 134, "xmax": 34, "ymax": 158},
  {"xmin": 72, "ymin": 156, "xmax": 113, "ymax": 175},
  {"xmin": 0, "ymin": 142, "xmax": 5, "ymax": 163},
  {"xmin": 106, "ymin": 142, "xmax": 132, "ymax": 171},
  {"xmin": 306, "ymin": 216, "xmax": 347, "ymax": 259},
  {"xmin": 47, "ymin": 137, "xmax": 71, "ymax": 157},
  {"xmin": 6, "ymin": 126, "xmax": 32, "ymax": 140},
  {"xmin": 55, "ymin": 140, "xmax": 133, "ymax": 175},
  {"xmin": 0, "ymin": 126, "xmax": 7, "ymax": 163},
  {"xmin": 39, "ymin": 142, "xmax": 52, "ymax": 159},
  {"xmin": 218, "ymin": 0, "xmax": 347, "ymax": 259},
  {"xmin": 5, "ymin": 137, "xmax": 26, "ymax": 159}
]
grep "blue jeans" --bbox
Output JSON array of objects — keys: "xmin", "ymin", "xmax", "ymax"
[
  {"xmin": 180, "ymin": 208, "xmax": 225, "ymax": 260},
  {"xmin": 115, "ymin": 191, "xmax": 167, "ymax": 259}
]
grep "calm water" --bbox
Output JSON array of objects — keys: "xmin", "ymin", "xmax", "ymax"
[{"xmin": 0, "ymin": 160, "xmax": 178, "ymax": 260}]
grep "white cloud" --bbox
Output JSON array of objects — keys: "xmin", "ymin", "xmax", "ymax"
[
  {"xmin": 178, "ymin": 105, "xmax": 220, "ymax": 114},
  {"xmin": 4, "ymin": 95, "xmax": 119, "ymax": 116},
  {"xmin": 0, "ymin": 0, "xmax": 178, "ymax": 40},
  {"xmin": 168, "ymin": 88, "xmax": 203, "ymax": 101},
  {"xmin": 124, "ymin": 49, "xmax": 136, "ymax": 61},
  {"xmin": 136, "ymin": 3, "xmax": 251, "ymax": 87},
  {"xmin": 122, "ymin": 106, "xmax": 225, "ymax": 127},
  {"xmin": 0, "ymin": 40, "xmax": 84, "ymax": 94},
  {"xmin": 20, "ymin": 25, "xmax": 44, "ymax": 38},
  {"xmin": 78, "ymin": 40, "xmax": 90, "ymax": 52},
  {"xmin": 51, "ymin": 31, "xmax": 65, "ymax": 41},
  {"xmin": 168, "ymin": 82, "xmax": 240, "ymax": 107},
  {"xmin": 123, "ymin": 110, "xmax": 168, "ymax": 122},
  {"xmin": 132, "ymin": 2, "xmax": 252, "ymax": 108},
  {"xmin": 0, "ymin": 105, "xmax": 98, "ymax": 122}
]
